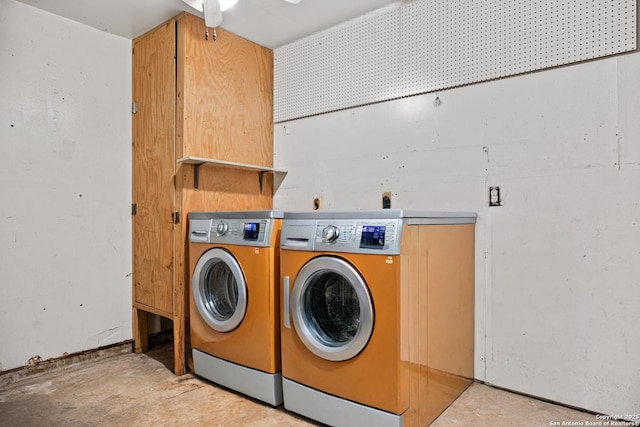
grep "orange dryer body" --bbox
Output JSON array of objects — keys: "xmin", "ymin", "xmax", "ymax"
[{"xmin": 189, "ymin": 211, "xmax": 282, "ymax": 406}]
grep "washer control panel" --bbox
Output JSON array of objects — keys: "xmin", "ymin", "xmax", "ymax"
[
  {"xmin": 280, "ymin": 210, "xmax": 476, "ymax": 254},
  {"xmin": 313, "ymin": 219, "xmax": 401, "ymax": 254}
]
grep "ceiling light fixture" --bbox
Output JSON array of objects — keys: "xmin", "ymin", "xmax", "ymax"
[
  {"xmin": 181, "ymin": 0, "xmax": 239, "ymax": 14},
  {"xmin": 203, "ymin": 0, "xmax": 222, "ymax": 28},
  {"xmin": 182, "ymin": 0, "xmax": 238, "ymax": 29},
  {"xmin": 182, "ymin": 0, "xmax": 302, "ymax": 30},
  {"xmin": 218, "ymin": 0, "xmax": 239, "ymax": 12}
]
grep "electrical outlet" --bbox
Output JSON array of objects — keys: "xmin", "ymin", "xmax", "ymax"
[
  {"xmin": 382, "ymin": 192, "xmax": 392, "ymax": 209},
  {"xmin": 489, "ymin": 186, "xmax": 502, "ymax": 207}
]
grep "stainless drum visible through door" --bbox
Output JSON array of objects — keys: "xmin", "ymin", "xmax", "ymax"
[
  {"xmin": 192, "ymin": 248, "xmax": 247, "ymax": 332},
  {"xmin": 290, "ymin": 256, "xmax": 374, "ymax": 362}
]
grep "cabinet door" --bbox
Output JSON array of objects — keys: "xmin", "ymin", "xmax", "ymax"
[
  {"xmin": 132, "ymin": 20, "xmax": 176, "ymax": 315},
  {"xmin": 179, "ymin": 14, "xmax": 274, "ymax": 166}
]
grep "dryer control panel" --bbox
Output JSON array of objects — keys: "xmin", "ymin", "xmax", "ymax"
[{"xmin": 190, "ymin": 218, "xmax": 274, "ymax": 247}]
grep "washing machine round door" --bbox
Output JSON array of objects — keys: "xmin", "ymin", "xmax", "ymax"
[
  {"xmin": 290, "ymin": 256, "xmax": 374, "ymax": 362},
  {"xmin": 192, "ymin": 248, "xmax": 247, "ymax": 332}
]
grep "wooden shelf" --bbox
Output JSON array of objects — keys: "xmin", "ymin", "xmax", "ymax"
[{"xmin": 177, "ymin": 156, "xmax": 287, "ymax": 192}]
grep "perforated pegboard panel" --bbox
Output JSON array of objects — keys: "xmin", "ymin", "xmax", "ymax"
[
  {"xmin": 275, "ymin": 6, "xmax": 402, "ymax": 122},
  {"xmin": 274, "ymin": 0, "xmax": 637, "ymax": 123}
]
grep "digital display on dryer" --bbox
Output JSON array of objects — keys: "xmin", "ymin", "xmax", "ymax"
[
  {"xmin": 360, "ymin": 225, "xmax": 386, "ymax": 249},
  {"xmin": 243, "ymin": 222, "xmax": 260, "ymax": 240}
]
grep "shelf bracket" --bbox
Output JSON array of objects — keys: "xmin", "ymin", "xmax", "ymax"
[
  {"xmin": 194, "ymin": 163, "xmax": 204, "ymax": 190},
  {"xmin": 258, "ymin": 171, "xmax": 267, "ymax": 193}
]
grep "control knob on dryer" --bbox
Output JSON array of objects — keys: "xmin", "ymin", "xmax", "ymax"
[
  {"xmin": 322, "ymin": 225, "xmax": 340, "ymax": 243},
  {"xmin": 216, "ymin": 221, "xmax": 229, "ymax": 236}
]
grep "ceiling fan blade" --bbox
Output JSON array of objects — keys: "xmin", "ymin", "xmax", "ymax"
[{"xmin": 203, "ymin": 0, "xmax": 223, "ymax": 27}]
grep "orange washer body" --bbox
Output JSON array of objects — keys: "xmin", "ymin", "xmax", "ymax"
[
  {"xmin": 280, "ymin": 223, "xmax": 475, "ymax": 427},
  {"xmin": 281, "ymin": 250, "xmax": 407, "ymax": 413},
  {"xmin": 189, "ymin": 220, "xmax": 281, "ymax": 374}
]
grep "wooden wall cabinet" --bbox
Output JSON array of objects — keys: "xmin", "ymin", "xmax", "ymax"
[{"xmin": 132, "ymin": 12, "xmax": 274, "ymax": 375}]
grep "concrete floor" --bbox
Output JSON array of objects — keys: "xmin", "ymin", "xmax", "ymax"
[{"xmin": 0, "ymin": 343, "xmax": 596, "ymax": 427}]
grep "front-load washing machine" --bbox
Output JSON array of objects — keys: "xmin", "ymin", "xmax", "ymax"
[
  {"xmin": 280, "ymin": 210, "xmax": 476, "ymax": 427},
  {"xmin": 189, "ymin": 210, "xmax": 283, "ymax": 405}
]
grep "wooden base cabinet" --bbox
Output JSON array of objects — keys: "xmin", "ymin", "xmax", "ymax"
[{"xmin": 132, "ymin": 12, "xmax": 274, "ymax": 375}]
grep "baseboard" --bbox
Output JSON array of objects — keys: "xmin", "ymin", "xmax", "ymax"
[
  {"xmin": 0, "ymin": 340, "xmax": 134, "ymax": 387},
  {"xmin": 474, "ymin": 379, "xmax": 600, "ymax": 417}
]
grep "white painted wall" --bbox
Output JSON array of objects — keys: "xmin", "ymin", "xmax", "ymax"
[
  {"xmin": 0, "ymin": 0, "xmax": 132, "ymax": 371},
  {"xmin": 273, "ymin": 55, "xmax": 640, "ymax": 414}
]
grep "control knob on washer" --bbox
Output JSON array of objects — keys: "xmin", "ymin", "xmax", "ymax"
[
  {"xmin": 216, "ymin": 222, "xmax": 229, "ymax": 236},
  {"xmin": 322, "ymin": 225, "xmax": 340, "ymax": 243}
]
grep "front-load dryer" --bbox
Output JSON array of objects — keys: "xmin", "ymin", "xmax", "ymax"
[
  {"xmin": 189, "ymin": 210, "xmax": 283, "ymax": 406},
  {"xmin": 279, "ymin": 210, "xmax": 476, "ymax": 427}
]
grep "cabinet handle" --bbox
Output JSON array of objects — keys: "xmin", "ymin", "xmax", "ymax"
[{"xmin": 284, "ymin": 276, "xmax": 291, "ymax": 329}]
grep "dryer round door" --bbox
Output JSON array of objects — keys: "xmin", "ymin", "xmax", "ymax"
[
  {"xmin": 192, "ymin": 248, "xmax": 247, "ymax": 333},
  {"xmin": 290, "ymin": 256, "xmax": 374, "ymax": 362}
]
